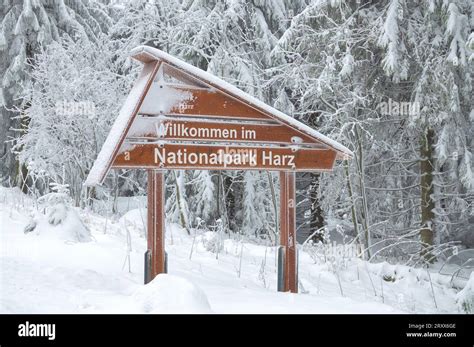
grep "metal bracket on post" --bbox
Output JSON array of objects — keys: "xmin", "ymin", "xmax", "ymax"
[
  {"xmin": 144, "ymin": 250, "xmax": 152, "ymax": 284},
  {"xmin": 277, "ymin": 246, "xmax": 285, "ymax": 292}
]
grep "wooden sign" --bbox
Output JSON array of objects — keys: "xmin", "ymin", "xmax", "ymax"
[
  {"xmin": 113, "ymin": 143, "xmax": 336, "ymax": 171},
  {"xmin": 140, "ymin": 85, "xmax": 270, "ymax": 120},
  {"xmin": 128, "ymin": 117, "xmax": 325, "ymax": 146},
  {"xmin": 85, "ymin": 48, "xmax": 351, "ymax": 184},
  {"xmin": 85, "ymin": 45, "xmax": 353, "ymax": 295}
]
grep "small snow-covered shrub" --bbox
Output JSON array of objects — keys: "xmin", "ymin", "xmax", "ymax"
[
  {"xmin": 376, "ymin": 262, "xmax": 398, "ymax": 282},
  {"xmin": 48, "ymin": 203, "xmax": 68, "ymax": 225},
  {"xmin": 457, "ymin": 272, "xmax": 474, "ymax": 313},
  {"xmin": 24, "ymin": 183, "xmax": 91, "ymax": 242},
  {"xmin": 303, "ymin": 227, "xmax": 357, "ymax": 272},
  {"xmin": 199, "ymin": 231, "xmax": 223, "ymax": 254},
  {"xmin": 119, "ymin": 208, "xmax": 146, "ymax": 238},
  {"xmin": 196, "ymin": 219, "xmax": 225, "ymax": 254},
  {"xmin": 24, "ymin": 204, "xmax": 91, "ymax": 243}
]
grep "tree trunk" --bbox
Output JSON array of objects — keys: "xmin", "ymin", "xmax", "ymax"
[
  {"xmin": 309, "ymin": 172, "xmax": 325, "ymax": 243},
  {"xmin": 355, "ymin": 125, "xmax": 371, "ymax": 259},
  {"xmin": 18, "ymin": 43, "xmax": 34, "ymax": 194},
  {"xmin": 172, "ymin": 170, "xmax": 190, "ymax": 235},
  {"xmin": 344, "ymin": 161, "xmax": 361, "ymax": 253},
  {"xmin": 420, "ymin": 128, "xmax": 435, "ymax": 263},
  {"xmin": 216, "ymin": 171, "xmax": 221, "ymax": 217},
  {"xmin": 222, "ymin": 172, "xmax": 234, "ymax": 233},
  {"xmin": 18, "ymin": 107, "xmax": 32, "ymax": 194},
  {"xmin": 266, "ymin": 171, "xmax": 278, "ymax": 245}
]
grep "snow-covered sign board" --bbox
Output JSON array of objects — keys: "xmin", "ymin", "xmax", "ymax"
[
  {"xmin": 84, "ymin": 46, "xmax": 352, "ymax": 294},
  {"xmin": 113, "ymin": 143, "xmax": 337, "ymax": 171},
  {"xmin": 85, "ymin": 46, "xmax": 352, "ymax": 186}
]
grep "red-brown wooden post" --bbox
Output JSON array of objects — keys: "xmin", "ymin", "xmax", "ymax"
[
  {"xmin": 279, "ymin": 171, "xmax": 297, "ymax": 293},
  {"xmin": 147, "ymin": 169, "xmax": 166, "ymax": 281},
  {"xmin": 146, "ymin": 170, "xmax": 155, "ymax": 282}
]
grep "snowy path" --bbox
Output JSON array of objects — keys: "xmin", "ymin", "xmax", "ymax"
[{"xmin": 0, "ymin": 190, "xmax": 459, "ymax": 314}]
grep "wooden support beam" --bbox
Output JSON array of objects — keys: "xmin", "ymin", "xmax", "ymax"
[
  {"xmin": 147, "ymin": 170, "xmax": 166, "ymax": 281},
  {"xmin": 146, "ymin": 170, "xmax": 154, "ymax": 282},
  {"xmin": 279, "ymin": 171, "xmax": 298, "ymax": 293}
]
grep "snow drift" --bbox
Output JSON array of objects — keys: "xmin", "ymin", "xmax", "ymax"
[{"xmin": 133, "ymin": 274, "xmax": 212, "ymax": 313}]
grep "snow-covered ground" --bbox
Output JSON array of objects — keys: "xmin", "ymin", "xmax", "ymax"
[{"xmin": 0, "ymin": 188, "xmax": 465, "ymax": 314}]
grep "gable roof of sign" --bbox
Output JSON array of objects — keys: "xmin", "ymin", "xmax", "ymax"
[
  {"xmin": 85, "ymin": 46, "xmax": 352, "ymax": 186},
  {"xmin": 132, "ymin": 46, "xmax": 353, "ymax": 157}
]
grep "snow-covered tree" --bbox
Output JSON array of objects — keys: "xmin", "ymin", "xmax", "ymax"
[
  {"xmin": 15, "ymin": 32, "xmax": 134, "ymax": 206},
  {"xmin": 272, "ymin": 0, "xmax": 473, "ymax": 262},
  {"xmin": 0, "ymin": 0, "xmax": 112, "ymax": 188},
  {"xmin": 166, "ymin": 170, "xmax": 190, "ymax": 232},
  {"xmin": 189, "ymin": 170, "xmax": 216, "ymax": 226}
]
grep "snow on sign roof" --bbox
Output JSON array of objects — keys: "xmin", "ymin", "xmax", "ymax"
[
  {"xmin": 132, "ymin": 46, "xmax": 353, "ymax": 155},
  {"xmin": 85, "ymin": 46, "xmax": 353, "ymax": 186}
]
